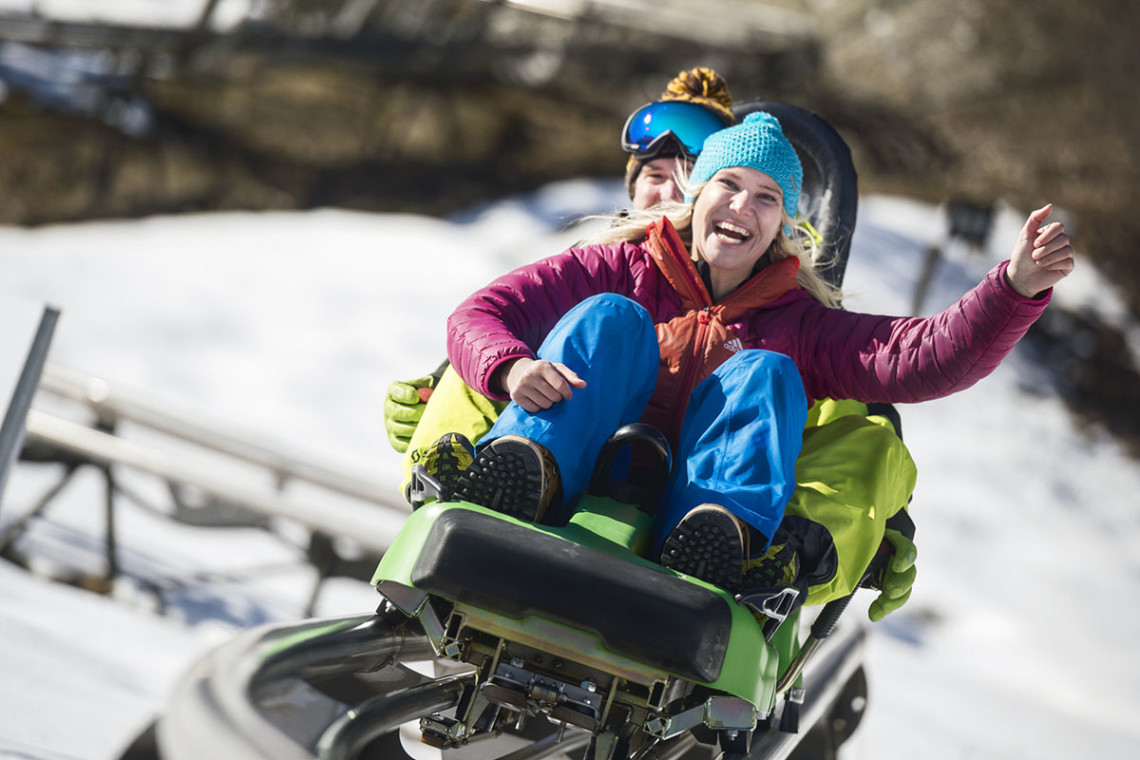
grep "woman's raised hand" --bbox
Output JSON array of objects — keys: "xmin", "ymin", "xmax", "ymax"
[
  {"xmin": 1005, "ymin": 204, "xmax": 1075, "ymax": 298},
  {"xmin": 501, "ymin": 357, "xmax": 587, "ymax": 413}
]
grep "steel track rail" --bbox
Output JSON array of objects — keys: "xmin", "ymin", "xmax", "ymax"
[{"xmin": 156, "ymin": 613, "xmax": 438, "ymax": 760}]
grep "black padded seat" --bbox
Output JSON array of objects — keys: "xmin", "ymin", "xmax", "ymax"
[{"xmin": 411, "ymin": 509, "xmax": 732, "ymax": 684}]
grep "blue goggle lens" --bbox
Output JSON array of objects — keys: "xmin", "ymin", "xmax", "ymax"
[{"xmin": 621, "ymin": 100, "xmax": 731, "ymax": 159}]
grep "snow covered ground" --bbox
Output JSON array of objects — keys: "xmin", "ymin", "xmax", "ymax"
[{"xmin": 2, "ymin": 182, "xmax": 1140, "ymax": 760}]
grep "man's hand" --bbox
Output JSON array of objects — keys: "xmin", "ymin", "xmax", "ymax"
[
  {"xmin": 499, "ymin": 357, "xmax": 587, "ymax": 413},
  {"xmin": 384, "ymin": 373, "xmax": 437, "ymax": 452},
  {"xmin": 1005, "ymin": 204, "xmax": 1075, "ymax": 298},
  {"xmin": 868, "ymin": 526, "xmax": 917, "ymax": 622}
]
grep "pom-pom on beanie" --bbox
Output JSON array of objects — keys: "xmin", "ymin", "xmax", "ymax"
[
  {"xmin": 661, "ymin": 66, "xmax": 734, "ymax": 123},
  {"xmin": 686, "ymin": 111, "xmax": 802, "ymax": 218}
]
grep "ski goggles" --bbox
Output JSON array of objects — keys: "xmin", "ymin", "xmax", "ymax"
[{"xmin": 621, "ymin": 100, "xmax": 732, "ymax": 160}]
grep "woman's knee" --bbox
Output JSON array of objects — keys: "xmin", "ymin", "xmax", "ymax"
[
  {"xmin": 721, "ymin": 349, "xmax": 805, "ymax": 392},
  {"xmin": 539, "ymin": 294, "xmax": 658, "ymax": 378},
  {"xmin": 727, "ymin": 348, "xmax": 795, "ymax": 371},
  {"xmin": 569, "ymin": 293, "xmax": 653, "ymax": 330},
  {"xmin": 554, "ymin": 294, "xmax": 656, "ymax": 352}
]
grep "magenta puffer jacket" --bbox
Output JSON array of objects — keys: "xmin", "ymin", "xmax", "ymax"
[{"xmin": 447, "ymin": 217, "xmax": 1049, "ymax": 440}]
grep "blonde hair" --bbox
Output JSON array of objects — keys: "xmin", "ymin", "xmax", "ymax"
[{"xmin": 587, "ymin": 182, "xmax": 843, "ymax": 308}]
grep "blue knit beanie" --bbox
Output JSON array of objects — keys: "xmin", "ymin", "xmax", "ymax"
[{"xmin": 686, "ymin": 111, "xmax": 802, "ymax": 218}]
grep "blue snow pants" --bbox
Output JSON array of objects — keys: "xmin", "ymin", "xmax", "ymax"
[{"xmin": 482, "ymin": 293, "xmax": 808, "ymax": 554}]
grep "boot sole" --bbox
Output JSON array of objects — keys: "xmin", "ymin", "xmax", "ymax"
[
  {"xmin": 660, "ymin": 506, "xmax": 745, "ymax": 591},
  {"xmin": 457, "ymin": 436, "xmax": 555, "ymax": 523}
]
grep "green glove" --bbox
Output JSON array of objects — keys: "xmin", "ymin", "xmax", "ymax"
[
  {"xmin": 867, "ymin": 526, "xmax": 917, "ymax": 622},
  {"xmin": 384, "ymin": 361, "xmax": 448, "ymax": 453}
]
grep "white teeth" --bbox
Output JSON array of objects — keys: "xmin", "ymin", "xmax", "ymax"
[{"xmin": 714, "ymin": 221, "xmax": 750, "ymax": 240}]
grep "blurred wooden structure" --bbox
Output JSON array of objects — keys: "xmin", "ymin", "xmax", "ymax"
[
  {"xmin": 2, "ymin": 363, "xmax": 410, "ymax": 615},
  {"xmin": 0, "ymin": 0, "xmax": 819, "ymax": 94}
]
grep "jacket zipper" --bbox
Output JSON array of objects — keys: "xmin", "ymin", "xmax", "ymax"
[
  {"xmin": 669, "ymin": 306, "xmax": 714, "ymax": 441},
  {"xmin": 660, "ymin": 228, "xmax": 714, "ymax": 441},
  {"xmin": 669, "ymin": 276, "xmax": 764, "ymax": 441}
]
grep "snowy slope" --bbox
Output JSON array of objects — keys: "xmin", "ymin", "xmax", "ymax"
[{"xmin": 1, "ymin": 184, "xmax": 1139, "ymax": 759}]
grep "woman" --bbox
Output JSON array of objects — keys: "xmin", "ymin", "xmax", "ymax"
[{"xmin": 444, "ymin": 111, "xmax": 1074, "ymax": 593}]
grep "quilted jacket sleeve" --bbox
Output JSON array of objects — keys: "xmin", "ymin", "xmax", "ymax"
[
  {"xmin": 794, "ymin": 261, "xmax": 1051, "ymax": 404},
  {"xmin": 446, "ymin": 242, "xmax": 641, "ymax": 400}
]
